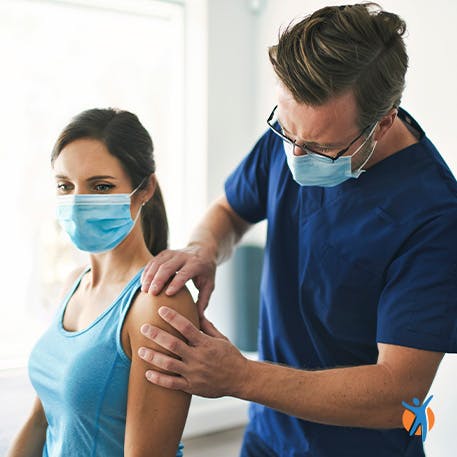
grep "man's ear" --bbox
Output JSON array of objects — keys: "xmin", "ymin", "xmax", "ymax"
[{"xmin": 374, "ymin": 108, "xmax": 398, "ymax": 142}]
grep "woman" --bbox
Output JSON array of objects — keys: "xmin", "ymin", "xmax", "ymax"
[{"xmin": 7, "ymin": 109, "xmax": 198, "ymax": 456}]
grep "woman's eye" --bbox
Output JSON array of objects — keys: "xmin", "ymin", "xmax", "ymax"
[
  {"xmin": 57, "ymin": 183, "xmax": 71, "ymax": 192},
  {"xmin": 94, "ymin": 183, "xmax": 114, "ymax": 192}
]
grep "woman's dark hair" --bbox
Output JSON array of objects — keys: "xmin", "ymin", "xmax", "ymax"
[{"xmin": 51, "ymin": 108, "xmax": 168, "ymax": 256}]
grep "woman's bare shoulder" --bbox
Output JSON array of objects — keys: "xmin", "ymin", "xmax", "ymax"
[{"xmin": 124, "ymin": 286, "xmax": 199, "ymax": 343}]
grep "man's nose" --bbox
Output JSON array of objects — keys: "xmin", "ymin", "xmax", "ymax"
[{"xmin": 293, "ymin": 145, "xmax": 307, "ymax": 156}]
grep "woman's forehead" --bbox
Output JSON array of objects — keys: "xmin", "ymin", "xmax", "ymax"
[{"xmin": 53, "ymin": 138, "xmax": 126, "ymax": 177}]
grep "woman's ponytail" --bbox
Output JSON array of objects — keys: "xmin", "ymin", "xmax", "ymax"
[{"xmin": 141, "ymin": 181, "xmax": 168, "ymax": 256}]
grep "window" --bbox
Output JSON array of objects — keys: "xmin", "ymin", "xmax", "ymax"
[{"xmin": 0, "ymin": 0, "xmax": 186, "ymax": 368}]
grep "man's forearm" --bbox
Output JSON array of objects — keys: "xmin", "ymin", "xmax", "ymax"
[
  {"xmin": 238, "ymin": 360, "xmax": 418, "ymax": 429},
  {"xmin": 187, "ymin": 197, "xmax": 250, "ymax": 265},
  {"xmin": 140, "ymin": 310, "xmax": 442, "ymax": 427}
]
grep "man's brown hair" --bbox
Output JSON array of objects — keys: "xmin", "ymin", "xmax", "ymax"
[{"xmin": 269, "ymin": 3, "xmax": 408, "ymax": 128}]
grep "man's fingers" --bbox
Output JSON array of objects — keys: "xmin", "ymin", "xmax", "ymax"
[
  {"xmin": 141, "ymin": 251, "xmax": 175, "ymax": 294},
  {"xmin": 196, "ymin": 282, "xmax": 214, "ymax": 316},
  {"xmin": 145, "ymin": 258, "xmax": 185, "ymax": 296},
  {"xmin": 165, "ymin": 269, "xmax": 193, "ymax": 296},
  {"xmin": 157, "ymin": 306, "xmax": 203, "ymax": 345},
  {"xmin": 138, "ymin": 347, "xmax": 185, "ymax": 374},
  {"xmin": 140, "ymin": 324, "xmax": 189, "ymax": 357},
  {"xmin": 141, "ymin": 262, "xmax": 157, "ymax": 293},
  {"xmin": 145, "ymin": 370, "xmax": 189, "ymax": 391}
]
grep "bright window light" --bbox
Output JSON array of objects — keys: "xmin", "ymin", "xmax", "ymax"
[{"xmin": 0, "ymin": 0, "xmax": 185, "ymax": 368}]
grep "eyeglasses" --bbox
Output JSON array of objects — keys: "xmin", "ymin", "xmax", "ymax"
[{"xmin": 267, "ymin": 105, "xmax": 374, "ymax": 162}]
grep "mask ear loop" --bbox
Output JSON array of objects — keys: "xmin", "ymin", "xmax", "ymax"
[
  {"xmin": 351, "ymin": 122, "xmax": 379, "ymax": 176},
  {"xmin": 132, "ymin": 204, "xmax": 144, "ymax": 224},
  {"xmin": 129, "ymin": 176, "xmax": 150, "ymax": 224},
  {"xmin": 129, "ymin": 176, "xmax": 148, "ymax": 198}
]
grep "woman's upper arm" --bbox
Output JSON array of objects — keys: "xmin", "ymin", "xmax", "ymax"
[
  {"xmin": 123, "ymin": 287, "xmax": 199, "ymax": 457},
  {"xmin": 30, "ymin": 396, "xmax": 47, "ymax": 427},
  {"xmin": 6, "ymin": 396, "xmax": 47, "ymax": 457}
]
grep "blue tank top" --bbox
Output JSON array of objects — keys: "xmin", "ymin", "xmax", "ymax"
[{"xmin": 28, "ymin": 267, "xmax": 184, "ymax": 456}]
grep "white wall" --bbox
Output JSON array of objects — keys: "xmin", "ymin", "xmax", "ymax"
[
  {"xmin": 207, "ymin": 0, "xmax": 257, "ymax": 203},
  {"xmin": 204, "ymin": 0, "xmax": 266, "ymax": 337},
  {"xmin": 254, "ymin": 0, "xmax": 457, "ymax": 173},
  {"xmin": 205, "ymin": 1, "xmax": 457, "ymax": 454}
]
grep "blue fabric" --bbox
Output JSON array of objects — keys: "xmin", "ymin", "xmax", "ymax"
[
  {"xmin": 28, "ymin": 267, "xmax": 184, "ymax": 456},
  {"xmin": 225, "ymin": 108, "xmax": 457, "ymax": 457},
  {"xmin": 239, "ymin": 424, "xmax": 279, "ymax": 457}
]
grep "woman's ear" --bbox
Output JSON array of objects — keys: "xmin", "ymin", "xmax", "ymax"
[
  {"xmin": 141, "ymin": 174, "xmax": 156, "ymax": 205},
  {"xmin": 374, "ymin": 108, "xmax": 398, "ymax": 142}
]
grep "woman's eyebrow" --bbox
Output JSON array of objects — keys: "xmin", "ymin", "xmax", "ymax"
[
  {"xmin": 54, "ymin": 174, "xmax": 118, "ymax": 181},
  {"xmin": 86, "ymin": 175, "xmax": 117, "ymax": 181}
]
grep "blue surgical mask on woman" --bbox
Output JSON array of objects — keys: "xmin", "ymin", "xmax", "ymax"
[
  {"xmin": 284, "ymin": 123, "xmax": 378, "ymax": 187},
  {"xmin": 56, "ymin": 182, "xmax": 145, "ymax": 253}
]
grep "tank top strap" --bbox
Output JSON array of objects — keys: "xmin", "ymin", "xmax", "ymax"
[
  {"xmin": 55, "ymin": 266, "xmax": 91, "ymax": 322},
  {"xmin": 117, "ymin": 267, "xmax": 145, "ymax": 313},
  {"xmin": 115, "ymin": 267, "xmax": 146, "ymax": 363}
]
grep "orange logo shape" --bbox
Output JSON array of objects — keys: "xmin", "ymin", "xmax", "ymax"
[{"xmin": 401, "ymin": 395, "xmax": 435, "ymax": 443}]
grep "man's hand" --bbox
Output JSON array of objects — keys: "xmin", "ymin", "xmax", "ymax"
[
  {"xmin": 141, "ymin": 245, "xmax": 217, "ymax": 316},
  {"xmin": 138, "ymin": 306, "xmax": 248, "ymax": 398}
]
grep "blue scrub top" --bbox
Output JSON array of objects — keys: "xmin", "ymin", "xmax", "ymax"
[{"xmin": 225, "ymin": 108, "xmax": 457, "ymax": 457}]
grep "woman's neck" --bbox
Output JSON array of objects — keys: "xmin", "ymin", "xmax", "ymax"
[{"xmin": 87, "ymin": 231, "xmax": 153, "ymax": 289}]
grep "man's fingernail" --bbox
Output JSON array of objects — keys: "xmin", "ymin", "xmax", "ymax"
[
  {"xmin": 159, "ymin": 306, "xmax": 171, "ymax": 317},
  {"xmin": 146, "ymin": 370, "xmax": 154, "ymax": 381},
  {"xmin": 138, "ymin": 348, "xmax": 146, "ymax": 358},
  {"xmin": 151, "ymin": 283, "xmax": 158, "ymax": 293},
  {"xmin": 141, "ymin": 324, "xmax": 151, "ymax": 335}
]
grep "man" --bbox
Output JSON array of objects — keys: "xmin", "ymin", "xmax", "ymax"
[{"xmin": 138, "ymin": 4, "xmax": 457, "ymax": 456}]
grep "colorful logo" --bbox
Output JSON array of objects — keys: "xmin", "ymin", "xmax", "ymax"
[{"xmin": 402, "ymin": 395, "xmax": 435, "ymax": 443}]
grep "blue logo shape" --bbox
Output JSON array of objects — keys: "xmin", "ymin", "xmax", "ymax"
[{"xmin": 401, "ymin": 395, "xmax": 434, "ymax": 443}]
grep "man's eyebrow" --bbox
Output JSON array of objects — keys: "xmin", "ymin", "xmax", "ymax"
[
  {"xmin": 305, "ymin": 140, "xmax": 345, "ymax": 148},
  {"xmin": 277, "ymin": 117, "xmax": 344, "ymax": 148}
]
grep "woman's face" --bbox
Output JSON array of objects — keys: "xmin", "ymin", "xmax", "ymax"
[{"xmin": 53, "ymin": 138, "xmax": 143, "ymax": 214}]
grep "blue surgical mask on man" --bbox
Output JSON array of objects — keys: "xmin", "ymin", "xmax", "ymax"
[
  {"xmin": 284, "ymin": 123, "xmax": 378, "ymax": 187},
  {"xmin": 56, "ymin": 181, "xmax": 145, "ymax": 253}
]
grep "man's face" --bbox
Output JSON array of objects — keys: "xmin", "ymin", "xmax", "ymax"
[{"xmin": 275, "ymin": 84, "xmax": 376, "ymax": 171}]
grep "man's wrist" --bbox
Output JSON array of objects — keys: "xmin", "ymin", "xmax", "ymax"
[
  {"xmin": 231, "ymin": 357, "xmax": 258, "ymax": 400},
  {"xmin": 186, "ymin": 240, "xmax": 218, "ymax": 263}
]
